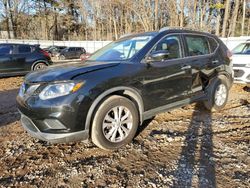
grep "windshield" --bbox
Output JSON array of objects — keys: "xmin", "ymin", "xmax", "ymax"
[
  {"xmin": 232, "ymin": 43, "xmax": 250, "ymax": 54},
  {"xmin": 88, "ymin": 35, "xmax": 154, "ymax": 61}
]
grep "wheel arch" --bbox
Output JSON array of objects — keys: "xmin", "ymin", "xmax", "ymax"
[
  {"xmin": 85, "ymin": 86, "xmax": 144, "ymax": 131},
  {"xmin": 31, "ymin": 60, "xmax": 49, "ymax": 70},
  {"xmin": 212, "ymin": 71, "xmax": 232, "ymax": 88}
]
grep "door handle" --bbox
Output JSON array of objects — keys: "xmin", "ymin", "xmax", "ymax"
[
  {"xmin": 212, "ymin": 60, "xmax": 219, "ymax": 64},
  {"xmin": 181, "ymin": 65, "xmax": 191, "ymax": 70}
]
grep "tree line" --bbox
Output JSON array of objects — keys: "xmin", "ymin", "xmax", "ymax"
[{"xmin": 0, "ymin": 0, "xmax": 250, "ymax": 41}]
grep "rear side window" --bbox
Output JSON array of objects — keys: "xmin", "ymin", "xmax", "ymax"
[
  {"xmin": 207, "ymin": 37, "xmax": 219, "ymax": 52},
  {"xmin": 0, "ymin": 45, "xmax": 13, "ymax": 55},
  {"xmin": 185, "ymin": 35, "xmax": 209, "ymax": 56},
  {"xmin": 18, "ymin": 45, "xmax": 32, "ymax": 53}
]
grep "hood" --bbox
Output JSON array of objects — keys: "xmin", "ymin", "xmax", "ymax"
[
  {"xmin": 25, "ymin": 61, "xmax": 120, "ymax": 83},
  {"xmin": 232, "ymin": 54, "xmax": 249, "ymax": 65}
]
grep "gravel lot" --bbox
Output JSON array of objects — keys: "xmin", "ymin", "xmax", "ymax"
[{"xmin": 0, "ymin": 76, "xmax": 249, "ymax": 187}]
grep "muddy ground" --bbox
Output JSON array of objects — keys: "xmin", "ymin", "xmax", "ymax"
[{"xmin": 0, "ymin": 76, "xmax": 249, "ymax": 188}]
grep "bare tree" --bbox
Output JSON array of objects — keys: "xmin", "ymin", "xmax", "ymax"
[
  {"xmin": 229, "ymin": 0, "xmax": 241, "ymax": 37},
  {"xmin": 222, "ymin": 0, "xmax": 231, "ymax": 37},
  {"xmin": 0, "ymin": 0, "xmax": 249, "ymax": 40}
]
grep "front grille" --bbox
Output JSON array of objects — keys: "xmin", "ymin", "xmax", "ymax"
[{"xmin": 234, "ymin": 69, "xmax": 244, "ymax": 78}]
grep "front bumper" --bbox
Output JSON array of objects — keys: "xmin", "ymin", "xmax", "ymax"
[
  {"xmin": 233, "ymin": 66, "xmax": 250, "ymax": 84},
  {"xmin": 21, "ymin": 114, "xmax": 89, "ymax": 143}
]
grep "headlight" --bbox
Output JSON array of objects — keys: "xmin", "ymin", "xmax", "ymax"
[
  {"xmin": 39, "ymin": 82, "xmax": 84, "ymax": 100},
  {"xmin": 19, "ymin": 83, "xmax": 26, "ymax": 98}
]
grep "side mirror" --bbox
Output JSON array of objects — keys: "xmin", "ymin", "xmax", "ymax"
[{"xmin": 146, "ymin": 50, "xmax": 170, "ymax": 63}]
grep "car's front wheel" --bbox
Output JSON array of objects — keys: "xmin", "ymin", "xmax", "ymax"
[
  {"xmin": 91, "ymin": 95, "xmax": 139, "ymax": 150},
  {"xmin": 203, "ymin": 77, "xmax": 229, "ymax": 111}
]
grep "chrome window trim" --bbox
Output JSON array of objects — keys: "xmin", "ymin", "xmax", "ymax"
[{"xmin": 142, "ymin": 32, "xmax": 219, "ymax": 63}]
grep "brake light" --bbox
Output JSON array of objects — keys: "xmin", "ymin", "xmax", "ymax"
[
  {"xmin": 40, "ymin": 49, "xmax": 50, "ymax": 58},
  {"xmin": 227, "ymin": 50, "xmax": 233, "ymax": 59}
]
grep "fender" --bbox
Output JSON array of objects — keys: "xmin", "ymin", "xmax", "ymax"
[
  {"xmin": 84, "ymin": 86, "xmax": 144, "ymax": 131},
  {"xmin": 214, "ymin": 69, "xmax": 233, "ymax": 88}
]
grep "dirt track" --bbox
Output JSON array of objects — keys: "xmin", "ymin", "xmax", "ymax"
[{"xmin": 0, "ymin": 77, "xmax": 249, "ymax": 187}]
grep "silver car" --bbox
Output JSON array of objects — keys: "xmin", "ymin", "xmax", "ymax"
[{"xmin": 232, "ymin": 40, "xmax": 250, "ymax": 85}]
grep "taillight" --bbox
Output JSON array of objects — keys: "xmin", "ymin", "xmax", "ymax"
[
  {"xmin": 40, "ymin": 50, "xmax": 50, "ymax": 58},
  {"xmin": 227, "ymin": 50, "xmax": 233, "ymax": 59}
]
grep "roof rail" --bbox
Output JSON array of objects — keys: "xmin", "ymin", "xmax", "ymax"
[
  {"xmin": 159, "ymin": 26, "xmax": 208, "ymax": 33},
  {"xmin": 119, "ymin": 33, "xmax": 133, "ymax": 39}
]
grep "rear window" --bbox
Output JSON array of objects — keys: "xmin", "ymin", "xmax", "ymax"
[
  {"xmin": 0, "ymin": 45, "xmax": 13, "ymax": 55},
  {"xmin": 185, "ymin": 35, "xmax": 209, "ymax": 56},
  {"xmin": 18, "ymin": 45, "xmax": 32, "ymax": 53}
]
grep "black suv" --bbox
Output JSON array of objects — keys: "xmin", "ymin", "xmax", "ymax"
[
  {"xmin": 0, "ymin": 43, "xmax": 53, "ymax": 77},
  {"xmin": 17, "ymin": 28, "xmax": 233, "ymax": 150},
  {"xmin": 59, "ymin": 47, "xmax": 86, "ymax": 60}
]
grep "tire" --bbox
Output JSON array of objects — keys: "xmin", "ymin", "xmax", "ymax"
[
  {"xmin": 59, "ymin": 55, "xmax": 66, "ymax": 60},
  {"xmin": 33, "ymin": 62, "xmax": 47, "ymax": 71},
  {"xmin": 91, "ymin": 95, "xmax": 139, "ymax": 150},
  {"xmin": 203, "ymin": 77, "xmax": 229, "ymax": 111}
]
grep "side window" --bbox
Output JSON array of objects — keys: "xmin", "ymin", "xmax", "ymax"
[
  {"xmin": 18, "ymin": 45, "xmax": 32, "ymax": 54},
  {"xmin": 151, "ymin": 35, "xmax": 182, "ymax": 60},
  {"xmin": 185, "ymin": 35, "xmax": 209, "ymax": 56},
  {"xmin": 207, "ymin": 37, "xmax": 219, "ymax": 53},
  {"xmin": 0, "ymin": 45, "xmax": 13, "ymax": 55}
]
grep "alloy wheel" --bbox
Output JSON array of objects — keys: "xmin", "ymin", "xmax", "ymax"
[{"xmin": 102, "ymin": 106, "xmax": 133, "ymax": 143}]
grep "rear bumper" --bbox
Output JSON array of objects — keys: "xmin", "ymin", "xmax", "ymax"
[
  {"xmin": 20, "ymin": 113, "xmax": 89, "ymax": 143},
  {"xmin": 233, "ymin": 66, "xmax": 250, "ymax": 84}
]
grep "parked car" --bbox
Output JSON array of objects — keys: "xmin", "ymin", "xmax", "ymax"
[
  {"xmin": 43, "ymin": 45, "xmax": 66, "ymax": 57},
  {"xmin": 231, "ymin": 40, "xmax": 250, "ymax": 85},
  {"xmin": 58, "ymin": 47, "xmax": 86, "ymax": 60},
  {"xmin": 0, "ymin": 43, "xmax": 53, "ymax": 77},
  {"xmin": 17, "ymin": 28, "xmax": 233, "ymax": 150}
]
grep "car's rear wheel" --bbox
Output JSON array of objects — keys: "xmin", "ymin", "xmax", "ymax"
[
  {"xmin": 91, "ymin": 95, "xmax": 139, "ymax": 150},
  {"xmin": 33, "ymin": 62, "xmax": 47, "ymax": 71},
  {"xmin": 203, "ymin": 77, "xmax": 229, "ymax": 111}
]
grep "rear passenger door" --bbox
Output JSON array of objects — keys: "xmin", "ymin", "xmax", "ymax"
[
  {"xmin": 183, "ymin": 34, "xmax": 219, "ymax": 95},
  {"xmin": 74, "ymin": 48, "xmax": 81, "ymax": 59},
  {"xmin": 68, "ymin": 48, "xmax": 75, "ymax": 59},
  {"xmin": 12, "ymin": 45, "xmax": 33, "ymax": 71}
]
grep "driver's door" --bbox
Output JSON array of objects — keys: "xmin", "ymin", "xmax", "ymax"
[{"xmin": 141, "ymin": 35, "xmax": 193, "ymax": 111}]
